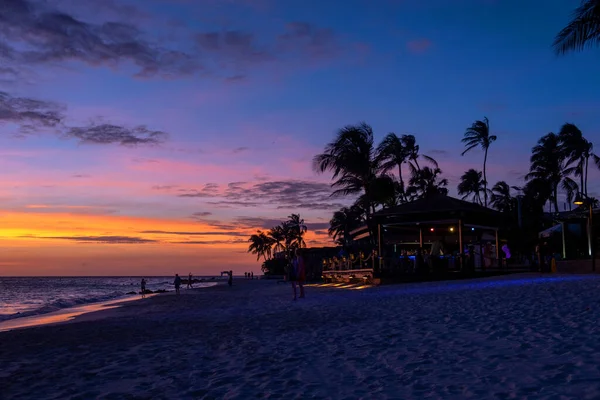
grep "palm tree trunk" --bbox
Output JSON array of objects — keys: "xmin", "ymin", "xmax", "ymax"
[
  {"xmin": 553, "ymin": 186, "xmax": 559, "ymax": 213},
  {"xmin": 398, "ymin": 164, "xmax": 405, "ymax": 201},
  {"xmin": 483, "ymin": 148, "xmax": 488, "ymax": 207},
  {"xmin": 412, "ymin": 157, "xmax": 421, "ymax": 171}
]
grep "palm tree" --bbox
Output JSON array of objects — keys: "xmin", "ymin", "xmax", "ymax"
[
  {"xmin": 285, "ymin": 213, "xmax": 307, "ymax": 251},
  {"xmin": 558, "ymin": 123, "xmax": 600, "ymax": 197},
  {"xmin": 400, "ymin": 134, "xmax": 438, "ymax": 172},
  {"xmin": 458, "ymin": 169, "xmax": 486, "ymax": 205},
  {"xmin": 328, "ymin": 205, "xmax": 365, "ymax": 246},
  {"xmin": 313, "ymin": 122, "xmax": 380, "ymax": 239},
  {"xmin": 405, "ymin": 165, "xmax": 449, "ymax": 200},
  {"xmin": 553, "ymin": 0, "xmax": 600, "ymax": 54},
  {"xmin": 267, "ymin": 225, "xmax": 286, "ymax": 255},
  {"xmin": 526, "ymin": 132, "xmax": 579, "ymax": 213},
  {"xmin": 376, "ymin": 133, "xmax": 409, "ymax": 200},
  {"xmin": 247, "ymin": 230, "xmax": 274, "ymax": 261},
  {"xmin": 461, "ymin": 117, "xmax": 497, "ymax": 207},
  {"xmin": 490, "ymin": 181, "xmax": 515, "ymax": 213}
]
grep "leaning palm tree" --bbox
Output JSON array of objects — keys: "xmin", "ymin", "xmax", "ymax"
[
  {"xmin": 558, "ymin": 123, "xmax": 600, "ymax": 197},
  {"xmin": 267, "ymin": 225, "xmax": 286, "ymax": 255},
  {"xmin": 400, "ymin": 134, "xmax": 438, "ymax": 172},
  {"xmin": 461, "ymin": 117, "xmax": 497, "ymax": 207},
  {"xmin": 247, "ymin": 230, "xmax": 273, "ymax": 261},
  {"xmin": 313, "ymin": 122, "xmax": 380, "ymax": 239},
  {"xmin": 457, "ymin": 169, "xmax": 486, "ymax": 205},
  {"xmin": 553, "ymin": 0, "xmax": 600, "ymax": 54},
  {"xmin": 526, "ymin": 132, "xmax": 579, "ymax": 213},
  {"xmin": 490, "ymin": 181, "xmax": 515, "ymax": 213}
]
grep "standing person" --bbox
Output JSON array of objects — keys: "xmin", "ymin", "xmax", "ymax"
[
  {"xmin": 251, "ymin": 271, "xmax": 254, "ymax": 280},
  {"xmin": 187, "ymin": 272, "xmax": 193, "ymax": 289},
  {"xmin": 141, "ymin": 278, "xmax": 146, "ymax": 298},
  {"xmin": 174, "ymin": 274, "xmax": 182, "ymax": 295},
  {"xmin": 228, "ymin": 270, "xmax": 233, "ymax": 287},
  {"xmin": 291, "ymin": 248, "xmax": 306, "ymax": 300}
]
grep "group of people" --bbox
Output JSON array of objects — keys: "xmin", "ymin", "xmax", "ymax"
[{"xmin": 244, "ymin": 272, "xmax": 254, "ymax": 279}]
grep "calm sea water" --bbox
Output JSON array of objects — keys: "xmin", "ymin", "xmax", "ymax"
[{"xmin": 0, "ymin": 276, "xmax": 223, "ymax": 322}]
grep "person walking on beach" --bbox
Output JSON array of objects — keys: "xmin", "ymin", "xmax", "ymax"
[
  {"xmin": 187, "ymin": 273, "xmax": 193, "ymax": 289},
  {"xmin": 174, "ymin": 274, "xmax": 182, "ymax": 295},
  {"xmin": 141, "ymin": 278, "xmax": 146, "ymax": 298},
  {"xmin": 291, "ymin": 248, "xmax": 306, "ymax": 300},
  {"xmin": 228, "ymin": 270, "xmax": 233, "ymax": 287}
]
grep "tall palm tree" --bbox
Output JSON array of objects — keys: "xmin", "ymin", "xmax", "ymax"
[
  {"xmin": 328, "ymin": 205, "xmax": 365, "ymax": 246},
  {"xmin": 376, "ymin": 133, "xmax": 409, "ymax": 200},
  {"xmin": 461, "ymin": 117, "xmax": 497, "ymax": 207},
  {"xmin": 247, "ymin": 230, "xmax": 274, "ymax": 261},
  {"xmin": 457, "ymin": 169, "xmax": 486, "ymax": 205},
  {"xmin": 553, "ymin": 0, "xmax": 600, "ymax": 54},
  {"xmin": 526, "ymin": 132, "xmax": 579, "ymax": 213},
  {"xmin": 405, "ymin": 165, "xmax": 449, "ymax": 200},
  {"xmin": 490, "ymin": 181, "xmax": 515, "ymax": 213},
  {"xmin": 558, "ymin": 123, "xmax": 600, "ymax": 197},
  {"xmin": 313, "ymin": 122, "xmax": 380, "ymax": 239}
]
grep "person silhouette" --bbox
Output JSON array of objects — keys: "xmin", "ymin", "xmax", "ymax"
[
  {"xmin": 174, "ymin": 274, "xmax": 182, "ymax": 295},
  {"xmin": 141, "ymin": 278, "xmax": 146, "ymax": 298},
  {"xmin": 187, "ymin": 273, "xmax": 193, "ymax": 289},
  {"xmin": 228, "ymin": 270, "xmax": 233, "ymax": 287}
]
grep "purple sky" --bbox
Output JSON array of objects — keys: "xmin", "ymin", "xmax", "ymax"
[{"xmin": 0, "ymin": 0, "xmax": 599, "ymax": 275}]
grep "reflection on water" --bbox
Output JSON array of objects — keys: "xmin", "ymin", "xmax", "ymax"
[{"xmin": 0, "ymin": 296, "xmax": 143, "ymax": 332}]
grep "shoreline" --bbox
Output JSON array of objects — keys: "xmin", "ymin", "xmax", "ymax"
[{"xmin": 0, "ymin": 282, "xmax": 220, "ymax": 332}]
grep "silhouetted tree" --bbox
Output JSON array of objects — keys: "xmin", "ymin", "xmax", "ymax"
[
  {"xmin": 490, "ymin": 181, "xmax": 516, "ymax": 213},
  {"xmin": 558, "ymin": 123, "xmax": 600, "ymax": 197},
  {"xmin": 553, "ymin": 0, "xmax": 600, "ymax": 54},
  {"xmin": 461, "ymin": 117, "xmax": 497, "ymax": 207},
  {"xmin": 526, "ymin": 133, "xmax": 578, "ymax": 213},
  {"xmin": 406, "ymin": 165, "xmax": 448, "ymax": 200},
  {"xmin": 328, "ymin": 205, "xmax": 365, "ymax": 246},
  {"xmin": 458, "ymin": 169, "xmax": 486, "ymax": 205}
]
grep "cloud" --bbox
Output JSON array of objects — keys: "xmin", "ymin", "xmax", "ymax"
[
  {"xmin": 132, "ymin": 158, "xmax": 160, "ymax": 164},
  {"xmin": 66, "ymin": 124, "xmax": 167, "ymax": 145},
  {"xmin": 190, "ymin": 214, "xmax": 330, "ymax": 232},
  {"xmin": 0, "ymin": 0, "xmax": 198, "ymax": 78},
  {"xmin": 152, "ymin": 185, "xmax": 178, "ymax": 190},
  {"xmin": 172, "ymin": 239, "xmax": 247, "ymax": 245},
  {"xmin": 22, "ymin": 235, "xmax": 156, "ymax": 244},
  {"xmin": 0, "ymin": 91, "xmax": 167, "ymax": 145},
  {"xmin": 427, "ymin": 149, "xmax": 449, "ymax": 157},
  {"xmin": 191, "ymin": 211, "xmax": 212, "ymax": 217},
  {"xmin": 140, "ymin": 230, "xmax": 246, "ymax": 236},
  {"xmin": 178, "ymin": 183, "xmax": 220, "ymax": 198},
  {"xmin": 0, "ymin": 91, "xmax": 63, "ymax": 133},
  {"xmin": 176, "ymin": 179, "xmax": 349, "ymax": 210},
  {"xmin": 406, "ymin": 38, "xmax": 432, "ymax": 54},
  {"xmin": 72, "ymin": 174, "xmax": 91, "ymax": 178},
  {"xmin": 232, "ymin": 146, "xmax": 249, "ymax": 153}
]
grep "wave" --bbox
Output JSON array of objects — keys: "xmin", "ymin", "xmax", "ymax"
[{"xmin": 0, "ymin": 291, "xmax": 130, "ymax": 322}]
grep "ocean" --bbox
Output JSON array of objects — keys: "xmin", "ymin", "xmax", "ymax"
[{"xmin": 0, "ymin": 276, "xmax": 223, "ymax": 322}]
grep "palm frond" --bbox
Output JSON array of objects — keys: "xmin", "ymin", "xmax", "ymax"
[{"xmin": 553, "ymin": 0, "xmax": 600, "ymax": 55}]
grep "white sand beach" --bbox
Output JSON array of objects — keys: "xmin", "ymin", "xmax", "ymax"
[{"xmin": 2, "ymin": 274, "xmax": 600, "ymax": 399}]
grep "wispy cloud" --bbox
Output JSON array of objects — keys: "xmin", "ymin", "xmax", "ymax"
[{"xmin": 21, "ymin": 235, "xmax": 156, "ymax": 244}]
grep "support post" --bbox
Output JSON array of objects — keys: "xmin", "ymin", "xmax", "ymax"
[
  {"xmin": 590, "ymin": 205, "xmax": 595, "ymax": 272},
  {"xmin": 419, "ymin": 227, "xmax": 423, "ymax": 248},
  {"xmin": 495, "ymin": 229, "xmax": 500, "ymax": 268},
  {"xmin": 458, "ymin": 219, "xmax": 463, "ymax": 271},
  {"xmin": 377, "ymin": 224, "xmax": 382, "ymax": 271},
  {"xmin": 560, "ymin": 221, "xmax": 566, "ymax": 260}
]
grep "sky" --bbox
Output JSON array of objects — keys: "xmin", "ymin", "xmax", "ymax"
[{"xmin": 1, "ymin": 0, "xmax": 599, "ymax": 276}]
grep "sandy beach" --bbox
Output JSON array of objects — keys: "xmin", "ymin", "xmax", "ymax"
[{"xmin": 2, "ymin": 274, "xmax": 600, "ymax": 399}]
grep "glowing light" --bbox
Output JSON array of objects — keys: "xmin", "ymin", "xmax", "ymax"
[
  {"xmin": 430, "ymin": 228, "xmax": 434, "ymax": 232},
  {"xmin": 449, "ymin": 227, "xmax": 454, "ymax": 232},
  {"xmin": 471, "ymin": 228, "xmax": 475, "ymax": 231}
]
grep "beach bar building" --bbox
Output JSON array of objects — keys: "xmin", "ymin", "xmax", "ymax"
[{"xmin": 322, "ymin": 195, "xmax": 506, "ymax": 283}]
